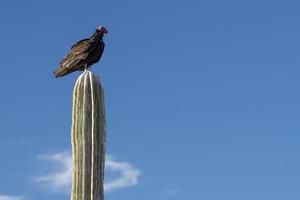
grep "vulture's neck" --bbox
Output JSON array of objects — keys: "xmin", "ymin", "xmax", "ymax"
[{"xmin": 90, "ymin": 32, "xmax": 103, "ymax": 42}]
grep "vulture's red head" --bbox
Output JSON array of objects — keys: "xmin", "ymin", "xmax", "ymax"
[{"xmin": 97, "ymin": 26, "xmax": 108, "ymax": 35}]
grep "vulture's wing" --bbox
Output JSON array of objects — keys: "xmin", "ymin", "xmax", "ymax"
[{"xmin": 54, "ymin": 39, "xmax": 91, "ymax": 77}]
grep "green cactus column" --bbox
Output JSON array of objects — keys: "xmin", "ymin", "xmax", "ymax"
[{"xmin": 71, "ymin": 71, "xmax": 106, "ymax": 200}]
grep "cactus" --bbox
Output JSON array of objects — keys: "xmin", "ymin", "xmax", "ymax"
[{"xmin": 71, "ymin": 71, "xmax": 106, "ymax": 200}]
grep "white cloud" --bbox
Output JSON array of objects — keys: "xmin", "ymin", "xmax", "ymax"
[
  {"xmin": 35, "ymin": 152, "xmax": 141, "ymax": 192},
  {"xmin": 35, "ymin": 152, "xmax": 71, "ymax": 191},
  {"xmin": 105, "ymin": 155, "xmax": 140, "ymax": 191},
  {"xmin": 0, "ymin": 195, "xmax": 24, "ymax": 200}
]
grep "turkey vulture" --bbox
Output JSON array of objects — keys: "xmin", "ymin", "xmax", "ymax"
[{"xmin": 54, "ymin": 26, "xmax": 108, "ymax": 78}]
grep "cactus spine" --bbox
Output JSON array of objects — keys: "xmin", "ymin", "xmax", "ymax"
[{"xmin": 71, "ymin": 71, "xmax": 106, "ymax": 200}]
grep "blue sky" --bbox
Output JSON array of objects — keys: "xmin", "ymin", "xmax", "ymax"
[{"xmin": 0, "ymin": 0, "xmax": 300, "ymax": 199}]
